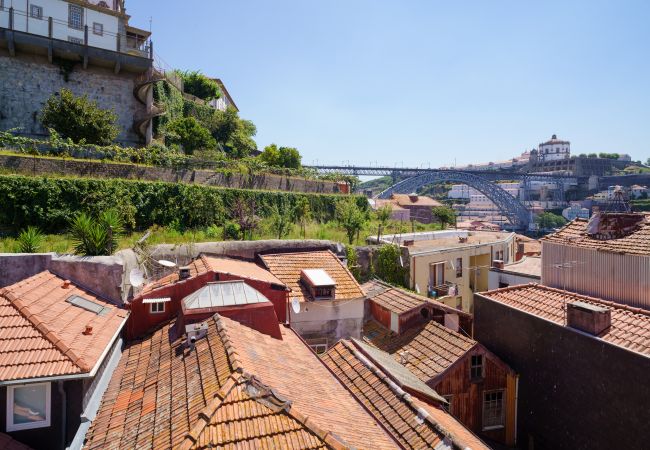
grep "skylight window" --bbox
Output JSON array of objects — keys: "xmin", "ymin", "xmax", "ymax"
[{"xmin": 66, "ymin": 295, "xmax": 109, "ymax": 316}]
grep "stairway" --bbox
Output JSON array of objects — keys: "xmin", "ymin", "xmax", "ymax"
[{"xmin": 132, "ymin": 68, "xmax": 167, "ymax": 143}]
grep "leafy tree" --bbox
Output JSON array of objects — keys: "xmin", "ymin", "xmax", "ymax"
[
  {"xmin": 293, "ymin": 197, "xmax": 312, "ymax": 238},
  {"xmin": 176, "ymin": 70, "xmax": 221, "ymax": 100},
  {"xmin": 269, "ymin": 198, "xmax": 293, "ymax": 239},
  {"xmin": 336, "ymin": 197, "xmax": 367, "ymax": 244},
  {"xmin": 598, "ymin": 153, "xmax": 620, "ymax": 160},
  {"xmin": 375, "ymin": 244, "xmax": 407, "ymax": 287},
  {"xmin": 346, "ymin": 246, "xmax": 360, "ymax": 280},
  {"xmin": 16, "ymin": 226, "xmax": 44, "ymax": 253},
  {"xmin": 165, "ymin": 117, "xmax": 216, "ymax": 154},
  {"xmin": 431, "ymin": 205, "xmax": 456, "ymax": 228},
  {"xmin": 535, "ymin": 212, "xmax": 567, "ymax": 230},
  {"xmin": 41, "ymin": 89, "xmax": 119, "ymax": 145},
  {"xmin": 69, "ymin": 210, "xmax": 124, "ymax": 256},
  {"xmin": 259, "ymin": 144, "xmax": 302, "ymax": 169},
  {"xmin": 206, "ymin": 107, "xmax": 257, "ymax": 158},
  {"xmin": 588, "ymin": 153, "xmax": 598, "ymax": 158}
]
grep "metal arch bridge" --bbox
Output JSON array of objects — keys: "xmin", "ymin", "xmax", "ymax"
[
  {"xmin": 376, "ymin": 170, "xmax": 532, "ymax": 229},
  {"xmin": 304, "ymin": 165, "xmax": 580, "ymax": 229}
]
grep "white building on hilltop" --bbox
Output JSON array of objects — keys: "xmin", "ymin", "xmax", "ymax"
[{"xmin": 537, "ymin": 134, "xmax": 570, "ymax": 161}]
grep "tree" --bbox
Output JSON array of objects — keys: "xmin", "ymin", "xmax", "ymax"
[
  {"xmin": 41, "ymin": 89, "xmax": 119, "ymax": 145},
  {"xmin": 269, "ymin": 199, "xmax": 293, "ymax": 239},
  {"xmin": 375, "ymin": 244, "xmax": 407, "ymax": 287},
  {"xmin": 431, "ymin": 205, "xmax": 456, "ymax": 228},
  {"xmin": 231, "ymin": 198, "xmax": 259, "ymax": 240},
  {"xmin": 206, "ymin": 107, "xmax": 257, "ymax": 158},
  {"xmin": 336, "ymin": 197, "xmax": 367, "ymax": 244},
  {"xmin": 535, "ymin": 212, "xmax": 566, "ymax": 230},
  {"xmin": 69, "ymin": 209, "xmax": 124, "ymax": 256},
  {"xmin": 165, "ymin": 117, "xmax": 216, "ymax": 155},
  {"xmin": 293, "ymin": 197, "xmax": 312, "ymax": 238},
  {"xmin": 177, "ymin": 70, "xmax": 221, "ymax": 100},
  {"xmin": 375, "ymin": 204, "xmax": 392, "ymax": 241},
  {"xmin": 16, "ymin": 226, "xmax": 44, "ymax": 253},
  {"xmin": 260, "ymin": 144, "xmax": 302, "ymax": 169}
]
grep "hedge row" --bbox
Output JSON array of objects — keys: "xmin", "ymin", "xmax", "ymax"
[{"xmin": 0, "ymin": 174, "xmax": 368, "ymax": 233}]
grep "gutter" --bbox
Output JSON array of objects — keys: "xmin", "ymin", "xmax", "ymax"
[
  {"xmin": 407, "ymin": 233, "xmax": 516, "ymax": 257},
  {"xmin": 0, "ymin": 314, "xmax": 129, "ymax": 386}
]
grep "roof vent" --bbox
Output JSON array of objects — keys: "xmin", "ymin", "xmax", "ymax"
[
  {"xmin": 82, "ymin": 325, "xmax": 93, "ymax": 335},
  {"xmin": 409, "ymin": 194, "xmax": 419, "ymax": 203},
  {"xmin": 185, "ymin": 322, "xmax": 209, "ymax": 349},
  {"xmin": 399, "ymin": 350, "xmax": 410, "ymax": 365},
  {"xmin": 300, "ymin": 269, "xmax": 336, "ymax": 301},
  {"xmin": 62, "ymin": 280, "xmax": 71, "ymax": 289},
  {"xmin": 179, "ymin": 266, "xmax": 191, "ymax": 280},
  {"xmin": 566, "ymin": 301, "xmax": 611, "ymax": 336}
]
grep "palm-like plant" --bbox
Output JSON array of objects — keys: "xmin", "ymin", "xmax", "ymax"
[
  {"xmin": 16, "ymin": 226, "xmax": 44, "ymax": 253},
  {"xmin": 69, "ymin": 210, "xmax": 123, "ymax": 256}
]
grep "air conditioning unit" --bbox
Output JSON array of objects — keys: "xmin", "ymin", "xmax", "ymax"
[{"xmin": 185, "ymin": 322, "xmax": 208, "ymax": 347}]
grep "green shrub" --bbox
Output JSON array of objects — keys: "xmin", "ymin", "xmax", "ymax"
[
  {"xmin": 375, "ymin": 244, "xmax": 407, "ymax": 287},
  {"xmin": 346, "ymin": 246, "xmax": 360, "ymax": 281},
  {"xmin": 260, "ymin": 144, "xmax": 302, "ymax": 169},
  {"xmin": 176, "ymin": 70, "xmax": 221, "ymax": 100},
  {"xmin": 41, "ymin": 89, "xmax": 119, "ymax": 145},
  {"xmin": 165, "ymin": 117, "xmax": 216, "ymax": 154},
  {"xmin": 222, "ymin": 221, "xmax": 241, "ymax": 240},
  {"xmin": 16, "ymin": 226, "xmax": 44, "ymax": 253},
  {"xmin": 69, "ymin": 210, "xmax": 123, "ymax": 256}
]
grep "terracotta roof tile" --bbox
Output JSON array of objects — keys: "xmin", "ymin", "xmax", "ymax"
[
  {"xmin": 322, "ymin": 340, "xmax": 490, "ymax": 450},
  {"xmin": 0, "ymin": 433, "xmax": 33, "ymax": 450},
  {"xmin": 202, "ymin": 256, "xmax": 286, "ymax": 286},
  {"xmin": 362, "ymin": 280, "xmax": 425, "ymax": 314},
  {"xmin": 480, "ymin": 283, "xmax": 650, "ymax": 356},
  {"xmin": 391, "ymin": 194, "xmax": 442, "ymax": 207},
  {"xmin": 86, "ymin": 314, "xmax": 397, "ymax": 449},
  {"xmin": 362, "ymin": 319, "xmax": 476, "ymax": 382},
  {"xmin": 0, "ymin": 271, "xmax": 127, "ymax": 382},
  {"xmin": 542, "ymin": 213, "xmax": 650, "ymax": 256},
  {"xmin": 260, "ymin": 251, "xmax": 364, "ymax": 302},
  {"xmin": 141, "ymin": 257, "xmax": 211, "ymax": 294}
]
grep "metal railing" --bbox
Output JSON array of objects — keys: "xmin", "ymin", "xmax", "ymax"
[{"xmin": 1, "ymin": 6, "xmax": 152, "ymax": 57}]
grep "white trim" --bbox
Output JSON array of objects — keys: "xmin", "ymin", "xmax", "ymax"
[
  {"xmin": 6, "ymin": 382, "xmax": 51, "ymax": 432},
  {"xmin": 142, "ymin": 297, "xmax": 171, "ymax": 304}
]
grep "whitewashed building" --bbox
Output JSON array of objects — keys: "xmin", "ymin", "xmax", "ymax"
[{"xmin": 538, "ymin": 134, "xmax": 570, "ymax": 161}]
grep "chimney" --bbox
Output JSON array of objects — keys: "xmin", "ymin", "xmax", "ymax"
[
  {"xmin": 82, "ymin": 325, "xmax": 93, "ymax": 335},
  {"xmin": 185, "ymin": 322, "xmax": 209, "ymax": 349},
  {"xmin": 399, "ymin": 350, "xmax": 410, "ymax": 365},
  {"xmin": 403, "ymin": 239, "xmax": 415, "ymax": 247},
  {"xmin": 179, "ymin": 266, "xmax": 191, "ymax": 280},
  {"xmin": 62, "ymin": 280, "xmax": 72, "ymax": 289},
  {"xmin": 492, "ymin": 260, "xmax": 504, "ymax": 269},
  {"xmin": 409, "ymin": 194, "xmax": 419, "ymax": 203},
  {"xmin": 566, "ymin": 301, "xmax": 611, "ymax": 335}
]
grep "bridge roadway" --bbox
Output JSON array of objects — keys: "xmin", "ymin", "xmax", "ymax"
[{"xmin": 304, "ymin": 165, "xmax": 579, "ymax": 183}]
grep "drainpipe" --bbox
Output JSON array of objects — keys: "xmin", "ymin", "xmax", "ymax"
[
  {"xmin": 514, "ymin": 374, "xmax": 519, "ymax": 447},
  {"xmin": 58, "ymin": 381, "xmax": 67, "ymax": 450}
]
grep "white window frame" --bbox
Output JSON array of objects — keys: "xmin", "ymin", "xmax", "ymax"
[
  {"xmin": 150, "ymin": 302, "xmax": 165, "ymax": 314},
  {"xmin": 92, "ymin": 22, "xmax": 103, "ymax": 36},
  {"xmin": 6, "ymin": 382, "xmax": 51, "ymax": 432},
  {"xmin": 30, "ymin": 4, "xmax": 43, "ymax": 19},
  {"xmin": 482, "ymin": 389, "xmax": 505, "ymax": 431},
  {"xmin": 470, "ymin": 354, "xmax": 484, "ymax": 380},
  {"xmin": 68, "ymin": 4, "xmax": 83, "ymax": 30}
]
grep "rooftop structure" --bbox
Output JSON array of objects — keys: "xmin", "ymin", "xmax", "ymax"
[
  {"xmin": 323, "ymin": 339, "xmax": 490, "ymax": 450},
  {"xmin": 488, "ymin": 256, "xmax": 541, "ymax": 290},
  {"xmin": 182, "ymin": 280, "xmax": 269, "ymax": 309},
  {"xmin": 84, "ymin": 314, "xmax": 397, "ymax": 449},
  {"xmin": 541, "ymin": 213, "xmax": 650, "ymax": 309},
  {"xmin": 475, "ymin": 283, "xmax": 650, "ymax": 449},
  {"xmin": 362, "ymin": 319, "xmax": 518, "ymax": 445}
]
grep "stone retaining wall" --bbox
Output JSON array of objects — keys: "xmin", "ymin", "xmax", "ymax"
[{"xmin": 0, "ymin": 153, "xmax": 341, "ymax": 193}]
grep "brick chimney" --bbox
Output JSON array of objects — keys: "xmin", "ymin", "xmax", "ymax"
[{"xmin": 566, "ymin": 301, "xmax": 611, "ymax": 335}]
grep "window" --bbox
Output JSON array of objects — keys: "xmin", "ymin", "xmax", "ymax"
[
  {"xmin": 470, "ymin": 354, "xmax": 484, "ymax": 380},
  {"xmin": 429, "ymin": 262, "xmax": 445, "ymax": 287},
  {"xmin": 442, "ymin": 395, "xmax": 453, "ymax": 414},
  {"xmin": 306, "ymin": 338, "xmax": 328, "ymax": 355},
  {"xmin": 68, "ymin": 4, "xmax": 83, "ymax": 30},
  {"xmin": 482, "ymin": 390, "xmax": 505, "ymax": 430},
  {"xmin": 455, "ymin": 257, "xmax": 463, "ymax": 278},
  {"xmin": 93, "ymin": 22, "xmax": 103, "ymax": 36},
  {"xmin": 30, "ymin": 4, "xmax": 43, "ymax": 19},
  {"xmin": 150, "ymin": 302, "xmax": 165, "ymax": 314},
  {"xmin": 68, "ymin": 36, "xmax": 84, "ymax": 44},
  {"xmin": 314, "ymin": 287, "xmax": 333, "ymax": 298},
  {"xmin": 6, "ymin": 383, "xmax": 51, "ymax": 432}
]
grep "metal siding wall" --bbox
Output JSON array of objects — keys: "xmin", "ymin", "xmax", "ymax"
[{"xmin": 542, "ymin": 242, "xmax": 650, "ymax": 309}]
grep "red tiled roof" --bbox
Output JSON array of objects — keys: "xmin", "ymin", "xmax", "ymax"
[
  {"xmin": 362, "ymin": 319, "xmax": 476, "ymax": 382},
  {"xmin": 323, "ymin": 340, "xmax": 490, "ymax": 450},
  {"xmin": 391, "ymin": 194, "xmax": 442, "ymax": 207},
  {"xmin": 202, "ymin": 256, "xmax": 285, "ymax": 286},
  {"xmin": 260, "ymin": 251, "xmax": 364, "ymax": 302},
  {"xmin": 362, "ymin": 280, "xmax": 425, "ymax": 314},
  {"xmin": 141, "ymin": 257, "xmax": 210, "ymax": 294},
  {"xmin": 0, "ymin": 433, "xmax": 33, "ymax": 450},
  {"xmin": 541, "ymin": 214, "xmax": 650, "ymax": 256},
  {"xmin": 479, "ymin": 283, "xmax": 650, "ymax": 356},
  {"xmin": 85, "ymin": 314, "xmax": 397, "ymax": 449},
  {"xmin": 0, "ymin": 271, "xmax": 128, "ymax": 382}
]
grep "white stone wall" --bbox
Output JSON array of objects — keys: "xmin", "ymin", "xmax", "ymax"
[{"xmin": 0, "ymin": 54, "xmax": 144, "ymax": 145}]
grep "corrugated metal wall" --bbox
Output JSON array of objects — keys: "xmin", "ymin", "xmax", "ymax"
[{"xmin": 542, "ymin": 242, "xmax": 650, "ymax": 309}]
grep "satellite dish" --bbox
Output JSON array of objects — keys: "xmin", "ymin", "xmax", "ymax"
[
  {"xmin": 157, "ymin": 259, "xmax": 177, "ymax": 268},
  {"xmin": 129, "ymin": 268, "xmax": 145, "ymax": 288},
  {"xmin": 291, "ymin": 298, "xmax": 301, "ymax": 314}
]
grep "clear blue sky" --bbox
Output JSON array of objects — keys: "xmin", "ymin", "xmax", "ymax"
[{"xmin": 128, "ymin": 1, "xmax": 649, "ymax": 166}]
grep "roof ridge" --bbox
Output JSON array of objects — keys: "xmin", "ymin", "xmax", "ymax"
[
  {"xmin": 341, "ymin": 340, "xmax": 470, "ymax": 450},
  {"xmin": 0, "ymin": 289, "xmax": 92, "ymax": 372},
  {"xmin": 213, "ymin": 314, "xmax": 245, "ymax": 374},
  {"xmin": 199, "ymin": 254, "xmax": 213, "ymax": 272},
  {"xmin": 492, "ymin": 283, "xmax": 650, "ymax": 319}
]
